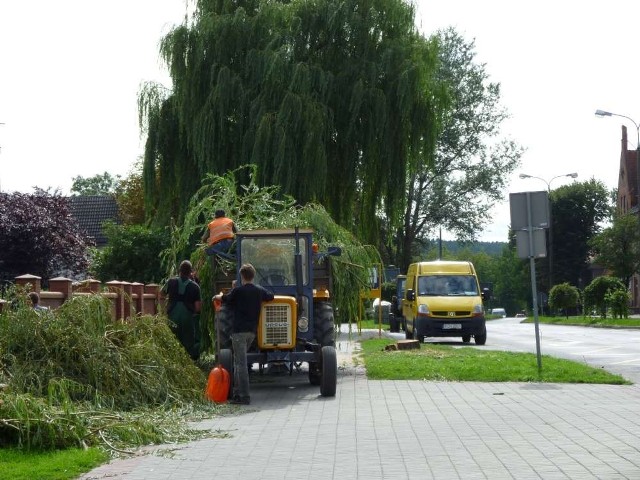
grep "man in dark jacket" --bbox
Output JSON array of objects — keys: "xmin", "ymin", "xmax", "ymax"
[
  {"xmin": 214, "ymin": 263, "xmax": 274, "ymax": 404},
  {"xmin": 164, "ymin": 260, "xmax": 202, "ymax": 360}
]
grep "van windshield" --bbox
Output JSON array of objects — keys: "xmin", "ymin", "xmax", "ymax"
[{"xmin": 417, "ymin": 275, "xmax": 478, "ymax": 296}]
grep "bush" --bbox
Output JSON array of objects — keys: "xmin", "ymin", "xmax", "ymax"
[
  {"xmin": 549, "ymin": 283, "xmax": 580, "ymax": 319},
  {"xmin": 90, "ymin": 222, "xmax": 169, "ymax": 283},
  {"xmin": 583, "ymin": 276, "xmax": 626, "ymax": 318},
  {"xmin": 0, "ymin": 190, "xmax": 91, "ymax": 282},
  {"xmin": 606, "ymin": 289, "xmax": 630, "ymax": 319}
]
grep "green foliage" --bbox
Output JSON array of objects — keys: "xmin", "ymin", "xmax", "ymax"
[
  {"xmin": 90, "ymin": 222, "xmax": 170, "ymax": 283},
  {"xmin": 0, "ymin": 190, "xmax": 92, "ymax": 282},
  {"xmin": 583, "ymin": 276, "xmax": 626, "ymax": 318},
  {"xmin": 358, "ymin": 338, "xmax": 628, "ymax": 384},
  {"xmin": 0, "ymin": 292, "xmax": 221, "ymax": 451},
  {"xmin": 164, "ymin": 167, "xmax": 381, "ymax": 352},
  {"xmin": 525, "ymin": 315, "xmax": 640, "ymax": 328},
  {"xmin": 0, "ymin": 447, "xmax": 108, "ymax": 480},
  {"xmin": 539, "ymin": 178, "xmax": 612, "ymax": 292},
  {"xmin": 70, "ymin": 172, "xmax": 120, "ymax": 196},
  {"xmin": 114, "ymin": 159, "xmax": 146, "ymax": 225},
  {"xmin": 590, "ymin": 213, "xmax": 640, "ymax": 285},
  {"xmin": 381, "ymin": 281, "xmax": 396, "ymax": 302},
  {"xmin": 549, "ymin": 282, "xmax": 580, "ymax": 319},
  {"xmin": 605, "ymin": 289, "xmax": 630, "ymax": 319},
  {"xmin": 140, "ymin": 0, "xmax": 444, "ymax": 242}
]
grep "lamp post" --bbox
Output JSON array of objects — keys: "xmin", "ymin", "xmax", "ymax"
[
  {"xmin": 595, "ymin": 109, "xmax": 640, "ymax": 210},
  {"xmin": 519, "ymin": 172, "xmax": 579, "ymax": 301}
]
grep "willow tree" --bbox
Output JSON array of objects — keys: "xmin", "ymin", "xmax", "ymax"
[{"xmin": 139, "ymin": 0, "xmax": 445, "ymax": 241}]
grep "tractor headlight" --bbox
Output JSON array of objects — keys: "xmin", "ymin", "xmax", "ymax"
[{"xmin": 298, "ymin": 316, "xmax": 309, "ymax": 332}]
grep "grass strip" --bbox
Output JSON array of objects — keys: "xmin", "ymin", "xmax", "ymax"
[{"xmin": 359, "ymin": 338, "xmax": 630, "ymax": 384}]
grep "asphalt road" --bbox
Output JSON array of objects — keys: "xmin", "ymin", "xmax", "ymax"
[{"xmin": 390, "ymin": 317, "xmax": 640, "ymax": 384}]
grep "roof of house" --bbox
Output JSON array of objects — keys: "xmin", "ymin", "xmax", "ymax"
[{"xmin": 68, "ymin": 196, "xmax": 119, "ymax": 247}]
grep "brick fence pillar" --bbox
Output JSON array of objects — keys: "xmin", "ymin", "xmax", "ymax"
[
  {"xmin": 131, "ymin": 282, "xmax": 144, "ymax": 316},
  {"xmin": 15, "ymin": 274, "xmax": 41, "ymax": 292},
  {"xmin": 144, "ymin": 283, "xmax": 161, "ymax": 315},
  {"xmin": 77, "ymin": 278, "xmax": 102, "ymax": 293},
  {"xmin": 121, "ymin": 282, "xmax": 133, "ymax": 320},
  {"xmin": 106, "ymin": 281, "xmax": 124, "ymax": 321},
  {"xmin": 49, "ymin": 277, "xmax": 73, "ymax": 302}
]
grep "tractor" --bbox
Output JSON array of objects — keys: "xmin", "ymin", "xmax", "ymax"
[{"xmin": 213, "ymin": 228, "xmax": 340, "ymax": 396}]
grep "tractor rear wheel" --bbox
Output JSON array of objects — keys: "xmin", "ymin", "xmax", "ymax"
[
  {"xmin": 216, "ymin": 306, "xmax": 233, "ymax": 353},
  {"xmin": 218, "ymin": 348, "xmax": 234, "ymax": 398},
  {"xmin": 313, "ymin": 301, "xmax": 335, "ymax": 347},
  {"xmin": 308, "ymin": 360, "xmax": 321, "ymax": 385},
  {"xmin": 319, "ymin": 346, "xmax": 337, "ymax": 397}
]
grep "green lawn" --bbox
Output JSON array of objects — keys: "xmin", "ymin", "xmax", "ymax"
[
  {"xmin": 358, "ymin": 338, "xmax": 630, "ymax": 384},
  {"xmin": 0, "ymin": 447, "xmax": 108, "ymax": 480},
  {"xmin": 522, "ymin": 315, "xmax": 640, "ymax": 328}
]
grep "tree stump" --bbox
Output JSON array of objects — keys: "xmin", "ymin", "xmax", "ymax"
[{"xmin": 396, "ymin": 340, "xmax": 420, "ymax": 350}]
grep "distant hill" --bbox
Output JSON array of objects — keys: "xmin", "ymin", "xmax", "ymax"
[{"xmin": 429, "ymin": 239, "xmax": 507, "ymax": 257}]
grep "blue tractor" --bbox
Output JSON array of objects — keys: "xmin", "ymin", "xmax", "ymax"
[{"xmin": 215, "ymin": 228, "xmax": 341, "ymax": 396}]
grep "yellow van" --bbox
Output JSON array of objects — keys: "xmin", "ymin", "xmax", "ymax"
[{"xmin": 401, "ymin": 261, "xmax": 488, "ymax": 345}]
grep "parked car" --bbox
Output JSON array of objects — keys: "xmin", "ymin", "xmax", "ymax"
[{"xmin": 491, "ymin": 308, "xmax": 507, "ymax": 318}]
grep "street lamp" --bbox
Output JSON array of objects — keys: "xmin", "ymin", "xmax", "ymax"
[
  {"xmin": 595, "ymin": 110, "xmax": 640, "ymax": 150},
  {"xmin": 518, "ymin": 172, "xmax": 579, "ymax": 300}
]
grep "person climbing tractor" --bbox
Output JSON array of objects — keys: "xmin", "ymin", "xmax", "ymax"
[{"xmin": 203, "ymin": 209, "xmax": 237, "ymax": 259}]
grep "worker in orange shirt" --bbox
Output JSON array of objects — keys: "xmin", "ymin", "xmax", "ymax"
[{"xmin": 202, "ymin": 209, "xmax": 237, "ymax": 258}]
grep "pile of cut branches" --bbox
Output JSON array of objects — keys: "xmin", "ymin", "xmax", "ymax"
[{"xmin": 0, "ymin": 289, "xmax": 222, "ymax": 452}]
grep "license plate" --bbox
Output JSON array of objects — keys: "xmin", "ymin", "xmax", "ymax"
[{"xmin": 442, "ymin": 323, "xmax": 461, "ymax": 330}]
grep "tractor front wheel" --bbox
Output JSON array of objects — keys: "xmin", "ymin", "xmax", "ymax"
[{"xmin": 319, "ymin": 346, "xmax": 337, "ymax": 397}]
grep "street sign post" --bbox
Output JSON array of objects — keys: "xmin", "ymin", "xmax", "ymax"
[{"xmin": 510, "ymin": 191, "xmax": 548, "ymax": 373}]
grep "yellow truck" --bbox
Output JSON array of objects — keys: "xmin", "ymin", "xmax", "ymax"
[{"xmin": 401, "ymin": 261, "xmax": 489, "ymax": 345}]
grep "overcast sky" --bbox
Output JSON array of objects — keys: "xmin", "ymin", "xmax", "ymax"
[{"xmin": 1, "ymin": 1, "xmax": 639, "ymax": 242}]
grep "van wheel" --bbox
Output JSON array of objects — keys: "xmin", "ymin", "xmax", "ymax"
[
  {"xmin": 405, "ymin": 321, "xmax": 413, "ymax": 340},
  {"xmin": 462, "ymin": 334, "xmax": 471, "ymax": 343},
  {"xmin": 413, "ymin": 326, "xmax": 423, "ymax": 343},
  {"xmin": 474, "ymin": 328, "xmax": 487, "ymax": 345}
]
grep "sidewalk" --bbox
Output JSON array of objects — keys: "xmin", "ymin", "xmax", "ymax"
[{"xmin": 81, "ymin": 329, "xmax": 640, "ymax": 480}]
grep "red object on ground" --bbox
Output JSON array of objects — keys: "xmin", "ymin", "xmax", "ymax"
[{"xmin": 206, "ymin": 364, "xmax": 230, "ymax": 403}]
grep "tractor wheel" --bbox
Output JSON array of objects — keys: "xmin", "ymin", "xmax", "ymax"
[
  {"xmin": 313, "ymin": 301, "xmax": 335, "ymax": 347},
  {"xmin": 218, "ymin": 348, "xmax": 234, "ymax": 398},
  {"xmin": 308, "ymin": 360, "xmax": 321, "ymax": 386},
  {"xmin": 320, "ymin": 346, "xmax": 337, "ymax": 397},
  {"xmin": 216, "ymin": 306, "xmax": 233, "ymax": 353}
]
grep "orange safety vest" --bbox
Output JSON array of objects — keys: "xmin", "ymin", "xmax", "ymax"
[{"xmin": 207, "ymin": 217, "xmax": 235, "ymax": 246}]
